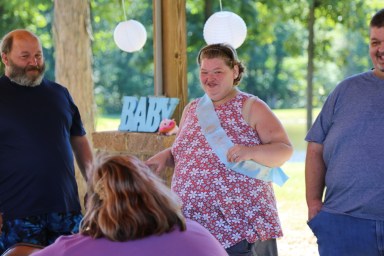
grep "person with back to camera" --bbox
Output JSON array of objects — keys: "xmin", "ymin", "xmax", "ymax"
[
  {"xmin": 0, "ymin": 29, "xmax": 93, "ymax": 255},
  {"xmin": 146, "ymin": 43, "xmax": 293, "ymax": 256},
  {"xmin": 305, "ymin": 8, "xmax": 384, "ymax": 256},
  {"xmin": 30, "ymin": 153, "xmax": 228, "ymax": 256}
]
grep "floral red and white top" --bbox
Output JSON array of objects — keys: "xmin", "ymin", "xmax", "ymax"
[{"xmin": 171, "ymin": 92, "xmax": 282, "ymax": 248}]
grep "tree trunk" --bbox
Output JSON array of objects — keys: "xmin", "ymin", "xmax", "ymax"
[
  {"xmin": 53, "ymin": 0, "xmax": 94, "ymax": 211},
  {"xmin": 306, "ymin": 0, "xmax": 316, "ymax": 131}
]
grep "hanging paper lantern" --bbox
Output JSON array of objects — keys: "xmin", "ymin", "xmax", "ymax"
[
  {"xmin": 113, "ymin": 20, "xmax": 147, "ymax": 52},
  {"xmin": 203, "ymin": 11, "xmax": 247, "ymax": 49}
]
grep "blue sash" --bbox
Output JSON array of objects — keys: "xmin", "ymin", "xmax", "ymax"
[{"xmin": 196, "ymin": 94, "xmax": 288, "ymax": 186}]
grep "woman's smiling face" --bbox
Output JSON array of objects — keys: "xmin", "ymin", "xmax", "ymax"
[{"xmin": 199, "ymin": 57, "xmax": 238, "ymax": 102}]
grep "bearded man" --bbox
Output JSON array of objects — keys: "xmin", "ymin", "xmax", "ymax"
[{"xmin": 0, "ymin": 29, "xmax": 92, "ymax": 254}]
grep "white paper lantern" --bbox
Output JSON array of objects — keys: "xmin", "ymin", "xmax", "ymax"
[
  {"xmin": 114, "ymin": 20, "xmax": 147, "ymax": 52},
  {"xmin": 203, "ymin": 11, "xmax": 247, "ymax": 49}
]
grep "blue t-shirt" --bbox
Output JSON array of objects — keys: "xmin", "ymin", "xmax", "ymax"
[
  {"xmin": 0, "ymin": 76, "xmax": 86, "ymax": 220},
  {"xmin": 305, "ymin": 71, "xmax": 384, "ymax": 221}
]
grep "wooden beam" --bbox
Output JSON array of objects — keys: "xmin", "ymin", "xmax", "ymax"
[{"xmin": 154, "ymin": 0, "xmax": 187, "ymax": 123}]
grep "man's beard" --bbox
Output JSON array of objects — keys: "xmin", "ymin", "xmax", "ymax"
[{"xmin": 7, "ymin": 60, "xmax": 45, "ymax": 87}]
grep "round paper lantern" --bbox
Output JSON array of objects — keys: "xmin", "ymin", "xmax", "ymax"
[
  {"xmin": 203, "ymin": 11, "xmax": 247, "ymax": 49},
  {"xmin": 114, "ymin": 20, "xmax": 147, "ymax": 52}
]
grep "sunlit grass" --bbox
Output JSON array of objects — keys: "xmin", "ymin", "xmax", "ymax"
[
  {"xmin": 274, "ymin": 162, "xmax": 305, "ymax": 202},
  {"xmin": 273, "ymin": 108, "xmax": 320, "ymax": 152},
  {"xmin": 95, "ymin": 114, "xmax": 121, "ymax": 131}
]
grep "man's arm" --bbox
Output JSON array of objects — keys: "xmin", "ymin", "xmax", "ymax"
[
  {"xmin": 70, "ymin": 135, "xmax": 93, "ymax": 181},
  {"xmin": 305, "ymin": 141, "xmax": 326, "ymax": 221}
]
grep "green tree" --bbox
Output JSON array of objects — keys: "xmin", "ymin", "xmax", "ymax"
[
  {"xmin": 2, "ymin": 0, "xmax": 382, "ymax": 116},
  {"xmin": 304, "ymin": 0, "xmax": 375, "ymax": 128},
  {"xmin": 91, "ymin": 1, "xmax": 154, "ymax": 115}
]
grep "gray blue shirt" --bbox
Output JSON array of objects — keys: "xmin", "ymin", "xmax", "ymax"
[{"xmin": 306, "ymin": 71, "xmax": 384, "ymax": 221}]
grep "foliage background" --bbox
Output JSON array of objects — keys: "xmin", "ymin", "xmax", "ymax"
[{"xmin": 0, "ymin": 0, "xmax": 382, "ymax": 114}]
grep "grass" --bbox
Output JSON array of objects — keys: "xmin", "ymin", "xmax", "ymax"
[
  {"xmin": 274, "ymin": 162, "xmax": 318, "ymax": 255},
  {"xmin": 95, "ymin": 114, "xmax": 121, "ymax": 131},
  {"xmin": 273, "ymin": 108, "xmax": 320, "ymax": 152},
  {"xmin": 274, "ymin": 162, "xmax": 305, "ymax": 201}
]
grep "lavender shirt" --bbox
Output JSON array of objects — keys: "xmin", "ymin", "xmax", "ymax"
[{"xmin": 31, "ymin": 219, "xmax": 228, "ymax": 256}]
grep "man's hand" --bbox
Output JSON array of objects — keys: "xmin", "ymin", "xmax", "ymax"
[{"xmin": 307, "ymin": 200, "xmax": 323, "ymax": 222}]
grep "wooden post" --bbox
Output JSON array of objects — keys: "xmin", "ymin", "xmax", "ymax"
[
  {"xmin": 153, "ymin": 0, "xmax": 188, "ymax": 123},
  {"xmin": 53, "ymin": 0, "xmax": 94, "ymax": 212}
]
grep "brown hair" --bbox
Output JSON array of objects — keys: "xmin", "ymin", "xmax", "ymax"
[
  {"xmin": 80, "ymin": 153, "xmax": 186, "ymax": 241},
  {"xmin": 197, "ymin": 43, "xmax": 245, "ymax": 85},
  {"xmin": 370, "ymin": 9, "xmax": 384, "ymax": 28}
]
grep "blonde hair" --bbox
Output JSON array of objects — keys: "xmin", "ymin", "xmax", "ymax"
[{"xmin": 80, "ymin": 153, "xmax": 186, "ymax": 241}]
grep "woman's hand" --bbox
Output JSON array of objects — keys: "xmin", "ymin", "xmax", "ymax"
[
  {"xmin": 145, "ymin": 148, "xmax": 174, "ymax": 174},
  {"xmin": 227, "ymin": 144, "xmax": 250, "ymax": 163}
]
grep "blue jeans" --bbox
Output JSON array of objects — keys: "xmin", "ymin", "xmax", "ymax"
[
  {"xmin": 307, "ymin": 210, "xmax": 384, "ymax": 256},
  {"xmin": 226, "ymin": 239, "xmax": 278, "ymax": 256},
  {"xmin": 0, "ymin": 212, "xmax": 82, "ymax": 254}
]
